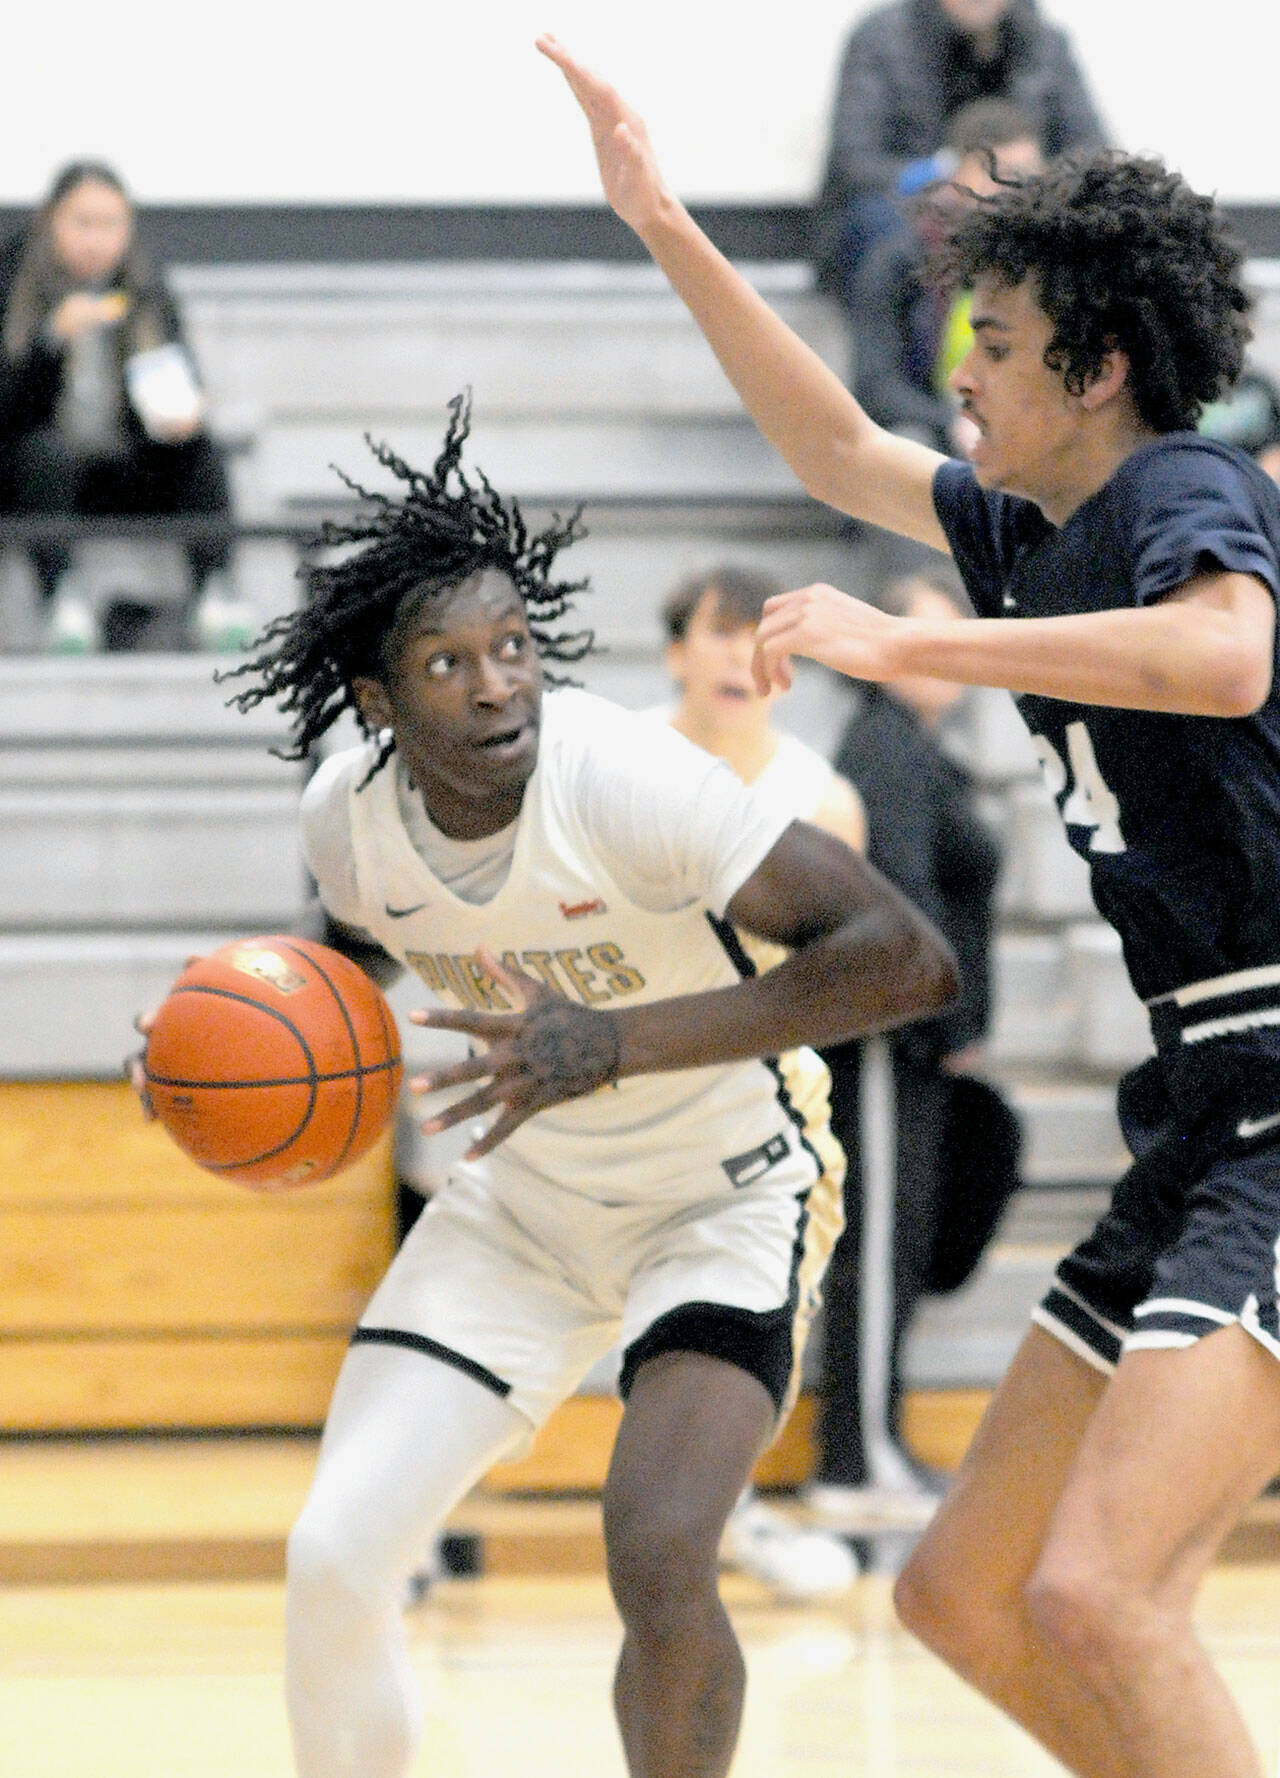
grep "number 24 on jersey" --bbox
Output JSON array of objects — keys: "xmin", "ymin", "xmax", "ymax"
[{"xmin": 1032, "ymin": 721, "xmax": 1126, "ymax": 854}]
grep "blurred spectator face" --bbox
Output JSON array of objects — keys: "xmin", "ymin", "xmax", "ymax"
[
  {"xmin": 888, "ymin": 581, "xmax": 967, "ymax": 724},
  {"xmin": 954, "ymin": 136, "xmax": 1044, "ymax": 201},
  {"xmin": 938, "ymin": 0, "xmax": 1015, "ymax": 40},
  {"xmin": 49, "ymin": 177, "xmax": 134, "ymax": 285},
  {"xmin": 667, "ymin": 589, "xmax": 780, "ymax": 728}
]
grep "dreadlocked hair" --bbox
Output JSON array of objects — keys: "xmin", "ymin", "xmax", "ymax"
[
  {"xmin": 932, "ymin": 153, "xmax": 1252, "ymax": 433},
  {"xmin": 221, "ymin": 393, "xmax": 592, "ymax": 779}
]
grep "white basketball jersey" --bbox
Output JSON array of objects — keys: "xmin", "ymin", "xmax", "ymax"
[
  {"xmin": 303, "ymin": 689, "xmax": 823, "ymax": 1206},
  {"xmin": 750, "ymin": 731, "xmax": 841, "ymax": 825}
]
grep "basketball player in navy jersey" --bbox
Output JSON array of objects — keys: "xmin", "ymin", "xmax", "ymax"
[{"xmin": 543, "ymin": 37, "xmax": 1280, "ymax": 1778}]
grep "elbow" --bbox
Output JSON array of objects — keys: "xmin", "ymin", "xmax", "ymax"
[
  {"xmin": 1214, "ymin": 653, "xmax": 1273, "ymax": 717},
  {"xmin": 866, "ymin": 910, "xmax": 959, "ymax": 1027},
  {"xmin": 903, "ymin": 923, "xmax": 960, "ymax": 1022}
]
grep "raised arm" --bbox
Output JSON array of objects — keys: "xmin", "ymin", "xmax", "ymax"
[
  {"xmin": 410, "ymin": 821, "xmax": 956, "ymax": 1157},
  {"xmin": 536, "ymin": 35, "xmax": 949, "ymax": 552}
]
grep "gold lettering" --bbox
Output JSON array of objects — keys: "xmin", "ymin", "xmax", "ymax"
[
  {"xmin": 587, "ymin": 941, "xmax": 646, "ymax": 997},
  {"xmin": 556, "ymin": 947, "xmax": 609, "ymax": 1006},
  {"xmin": 458, "ymin": 953, "xmax": 512, "ymax": 1011},
  {"xmin": 407, "ymin": 952, "xmax": 450, "ymax": 996},
  {"xmin": 406, "ymin": 952, "xmax": 477, "ymax": 1008},
  {"xmin": 519, "ymin": 950, "xmax": 565, "ymax": 993}
]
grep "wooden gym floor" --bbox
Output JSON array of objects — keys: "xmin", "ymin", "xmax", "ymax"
[{"xmin": 3, "ymin": 1436, "xmax": 1280, "ymax": 1777}]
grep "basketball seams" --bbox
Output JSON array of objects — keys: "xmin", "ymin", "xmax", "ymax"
[
  {"xmin": 275, "ymin": 938, "xmax": 367, "ymax": 1174},
  {"xmin": 145, "ymin": 980, "xmax": 321, "ymax": 1159},
  {"xmin": 145, "ymin": 1058, "xmax": 403, "ymax": 1089}
]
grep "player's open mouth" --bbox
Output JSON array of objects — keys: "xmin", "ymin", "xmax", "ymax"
[
  {"xmin": 716, "ymin": 683, "xmax": 753, "ymax": 701},
  {"xmin": 475, "ymin": 721, "xmax": 533, "ymax": 756}
]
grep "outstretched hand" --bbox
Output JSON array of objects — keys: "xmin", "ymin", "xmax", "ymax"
[
  {"xmin": 752, "ymin": 584, "xmax": 911, "ymax": 694},
  {"xmin": 409, "ymin": 946, "xmax": 621, "ymax": 1159},
  {"xmin": 536, "ymin": 34, "xmax": 672, "ymax": 235}
]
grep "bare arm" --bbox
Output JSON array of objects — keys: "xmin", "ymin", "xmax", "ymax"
[
  {"xmin": 810, "ymin": 772, "xmax": 867, "ymax": 852},
  {"xmin": 410, "ymin": 821, "xmax": 956, "ymax": 1157},
  {"xmin": 537, "ymin": 35, "xmax": 949, "ymax": 551},
  {"xmin": 754, "ymin": 570, "xmax": 1276, "ymax": 716}
]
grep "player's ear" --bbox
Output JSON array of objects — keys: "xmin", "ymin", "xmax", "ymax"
[
  {"xmin": 353, "ymin": 676, "xmax": 394, "ymax": 733},
  {"xmin": 664, "ymin": 637, "xmax": 687, "ymax": 685},
  {"xmin": 1079, "ymin": 341, "xmax": 1131, "ymax": 412}
]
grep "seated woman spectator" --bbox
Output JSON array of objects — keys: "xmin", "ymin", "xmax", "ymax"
[{"xmin": 0, "ymin": 162, "xmax": 243, "ymax": 651}]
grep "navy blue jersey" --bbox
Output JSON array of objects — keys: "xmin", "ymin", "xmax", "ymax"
[{"xmin": 933, "ymin": 436, "xmax": 1280, "ymax": 1001}]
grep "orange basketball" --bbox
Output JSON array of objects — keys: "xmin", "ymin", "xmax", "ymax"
[{"xmin": 144, "ymin": 936, "xmax": 403, "ymax": 1190}]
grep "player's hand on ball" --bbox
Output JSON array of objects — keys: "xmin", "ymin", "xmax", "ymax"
[
  {"xmin": 536, "ymin": 35, "xmax": 673, "ymax": 237},
  {"xmin": 126, "ymin": 954, "xmax": 204, "ymax": 1118},
  {"xmin": 752, "ymin": 584, "xmax": 911, "ymax": 694},
  {"xmin": 409, "ymin": 946, "xmax": 622, "ymax": 1159},
  {"xmin": 126, "ymin": 1008, "xmax": 159, "ymax": 1118}
]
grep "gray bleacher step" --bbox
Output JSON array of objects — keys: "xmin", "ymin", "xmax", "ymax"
[
  {"xmin": 987, "ymin": 929, "xmax": 1075, "ymax": 1068},
  {"xmin": 0, "ymin": 933, "xmax": 250, "ymax": 1078},
  {"xmin": 1066, "ymin": 922, "xmax": 1153, "ymax": 1071},
  {"xmin": 1002, "ymin": 1076, "xmax": 1128, "ymax": 1186},
  {"xmin": 0, "ymin": 657, "xmax": 292, "ymax": 745},
  {"xmin": 172, "ymin": 261, "xmax": 846, "ymax": 423},
  {"xmin": 0, "ymin": 785, "xmax": 306, "ymax": 928},
  {"xmin": 998, "ymin": 780, "xmax": 1097, "ymax": 921},
  {"xmin": 904, "ymin": 1185, "xmax": 1107, "ymax": 1389}
]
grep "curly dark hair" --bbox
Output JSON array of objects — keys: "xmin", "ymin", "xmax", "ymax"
[
  {"xmin": 222, "ymin": 393, "xmax": 592, "ymax": 778},
  {"xmin": 934, "ymin": 153, "xmax": 1252, "ymax": 433}
]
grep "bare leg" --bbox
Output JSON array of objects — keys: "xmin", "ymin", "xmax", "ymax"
[
  {"xmin": 285, "ymin": 1343, "xmax": 526, "ymax": 1778},
  {"xmin": 602, "ymin": 1351, "xmax": 775, "ymax": 1778},
  {"xmin": 895, "ymin": 1325, "xmax": 1136, "ymax": 1778},
  {"xmin": 1027, "ymin": 1325, "xmax": 1280, "ymax": 1777},
  {"xmin": 898, "ymin": 1322, "xmax": 1280, "ymax": 1778}
]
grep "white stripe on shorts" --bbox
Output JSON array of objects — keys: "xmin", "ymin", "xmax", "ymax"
[
  {"xmin": 1133, "ymin": 1297, "xmax": 1236, "ymax": 1324},
  {"xmin": 1030, "ymin": 1305, "xmax": 1116, "ymax": 1376}
]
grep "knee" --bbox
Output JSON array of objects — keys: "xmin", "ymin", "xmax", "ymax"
[
  {"xmin": 894, "ymin": 1539, "xmax": 1019, "ymax": 1685},
  {"xmin": 286, "ymin": 1507, "xmax": 385, "ymax": 1619},
  {"xmin": 603, "ymin": 1491, "xmax": 720, "ymax": 1639},
  {"xmin": 1024, "ymin": 1557, "xmax": 1155, "ymax": 1690}
]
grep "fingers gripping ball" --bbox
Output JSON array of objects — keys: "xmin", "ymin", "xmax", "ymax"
[{"xmin": 144, "ymin": 937, "xmax": 402, "ymax": 1190}]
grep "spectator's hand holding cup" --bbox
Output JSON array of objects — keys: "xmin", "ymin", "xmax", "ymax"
[{"xmin": 49, "ymin": 289, "xmax": 129, "ymax": 344}]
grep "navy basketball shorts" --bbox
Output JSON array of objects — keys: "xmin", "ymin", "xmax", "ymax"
[{"xmin": 1037, "ymin": 971, "xmax": 1280, "ymax": 1374}]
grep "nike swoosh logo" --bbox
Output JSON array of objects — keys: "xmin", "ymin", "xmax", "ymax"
[
  {"xmin": 385, "ymin": 901, "xmax": 430, "ymax": 919},
  {"xmin": 1236, "ymin": 1111, "xmax": 1280, "ymax": 1140}
]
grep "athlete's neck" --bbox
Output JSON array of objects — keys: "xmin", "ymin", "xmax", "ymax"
[{"xmin": 1035, "ymin": 416, "xmax": 1162, "ymax": 528}]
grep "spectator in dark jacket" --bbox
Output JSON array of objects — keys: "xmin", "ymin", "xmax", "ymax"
[
  {"xmin": 809, "ymin": 565, "xmax": 1005, "ymax": 1527},
  {"xmin": 0, "ymin": 161, "xmax": 238, "ymax": 652},
  {"xmin": 813, "ymin": 0, "xmax": 1104, "ymax": 302}
]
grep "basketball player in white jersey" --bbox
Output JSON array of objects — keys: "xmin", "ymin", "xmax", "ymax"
[{"xmin": 207, "ymin": 400, "xmax": 956, "ymax": 1778}]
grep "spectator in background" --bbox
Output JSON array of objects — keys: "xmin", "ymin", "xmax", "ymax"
[
  {"xmin": 812, "ymin": 0, "xmax": 1103, "ymax": 306},
  {"xmin": 850, "ymin": 98, "xmax": 1045, "ymax": 456},
  {"xmin": 658, "ymin": 562, "xmax": 866, "ymax": 1601},
  {"xmin": 809, "ymin": 565, "xmax": 1010, "ymax": 1528},
  {"xmin": 1198, "ymin": 364, "xmax": 1280, "ymax": 485},
  {"xmin": 0, "ymin": 162, "xmax": 245, "ymax": 652}
]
